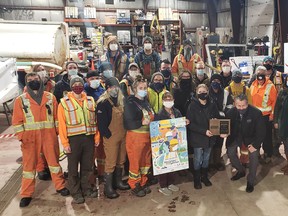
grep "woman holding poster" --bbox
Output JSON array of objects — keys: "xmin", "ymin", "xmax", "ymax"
[
  {"xmin": 186, "ymin": 84, "xmax": 220, "ymax": 189},
  {"xmin": 154, "ymin": 92, "xmax": 183, "ymax": 196},
  {"xmin": 124, "ymin": 76, "xmax": 155, "ymax": 197}
]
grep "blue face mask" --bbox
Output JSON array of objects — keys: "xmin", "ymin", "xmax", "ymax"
[
  {"xmin": 211, "ymin": 81, "xmax": 221, "ymax": 89},
  {"xmin": 137, "ymin": 89, "xmax": 147, "ymax": 98},
  {"xmin": 103, "ymin": 70, "xmax": 113, "ymax": 78},
  {"xmin": 196, "ymin": 69, "xmax": 205, "ymax": 77},
  {"xmin": 68, "ymin": 69, "xmax": 78, "ymax": 76}
]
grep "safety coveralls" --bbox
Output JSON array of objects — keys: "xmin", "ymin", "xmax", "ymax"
[{"xmin": 12, "ymin": 92, "xmax": 66, "ymax": 198}]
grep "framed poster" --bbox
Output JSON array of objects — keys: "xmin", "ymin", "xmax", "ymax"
[{"xmin": 149, "ymin": 117, "xmax": 189, "ymax": 176}]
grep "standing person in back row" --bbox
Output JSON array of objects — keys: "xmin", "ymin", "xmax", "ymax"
[
  {"xmin": 250, "ymin": 66, "xmax": 277, "ymax": 164},
  {"xmin": 220, "ymin": 60, "xmax": 233, "ymax": 88},
  {"xmin": 172, "ymin": 39, "xmax": 202, "ymax": 76},
  {"xmin": 13, "ymin": 72, "xmax": 69, "ymax": 208},
  {"xmin": 134, "ymin": 36, "xmax": 161, "ymax": 81}
]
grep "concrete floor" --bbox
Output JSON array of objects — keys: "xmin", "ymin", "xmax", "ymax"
[{"xmin": 1, "ymin": 114, "xmax": 288, "ymax": 216}]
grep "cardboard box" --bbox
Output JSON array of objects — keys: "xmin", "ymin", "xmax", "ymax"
[
  {"xmin": 209, "ymin": 119, "xmax": 230, "ymax": 135},
  {"xmin": 104, "ymin": 15, "xmax": 117, "ymax": 24}
]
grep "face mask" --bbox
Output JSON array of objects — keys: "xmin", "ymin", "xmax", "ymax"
[
  {"xmin": 197, "ymin": 93, "xmax": 208, "ymax": 100},
  {"xmin": 72, "ymin": 85, "xmax": 84, "ymax": 94},
  {"xmin": 257, "ymin": 74, "xmax": 266, "ymax": 81},
  {"xmin": 137, "ymin": 89, "xmax": 147, "ymax": 98},
  {"xmin": 27, "ymin": 80, "xmax": 41, "ymax": 90},
  {"xmin": 152, "ymin": 82, "xmax": 164, "ymax": 91},
  {"xmin": 90, "ymin": 79, "xmax": 100, "ymax": 89},
  {"xmin": 109, "ymin": 44, "xmax": 118, "ymax": 51},
  {"xmin": 163, "ymin": 101, "xmax": 174, "ymax": 109},
  {"xmin": 196, "ymin": 69, "xmax": 205, "ymax": 77},
  {"xmin": 38, "ymin": 70, "xmax": 48, "ymax": 81},
  {"xmin": 264, "ymin": 64, "xmax": 272, "ymax": 70},
  {"xmin": 144, "ymin": 43, "xmax": 152, "ymax": 50},
  {"xmin": 180, "ymin": 79, "xmax": 192, "ymax": 90},
  {"xmin": 222, "ymin": 66, "xmax": 230, "ymax": 73},
  {"xmin": 68, "ymin": 69, "xmax": 78, "ymax": 76},
  {"xmin": 103, "ymin": 70, "xmax": 113, "ymax": 78},
  {"xmin": 211, "ymin": 82, "xmax": 221, "ymax": 89},
  {"xmin": 161, "ymin": 69, "xmax": 171, "ymax": 78},
  {"xmin": 109, "ymin": 88, "xmax": 118, "ymax": 98},
  {"xmin": 238, "ymin": 108, "xmax": 248, "ymax": 115},
  {"xmin": 129, "ymin": 70, "xmax": 140, "ymax": 80},
  {"xmin": 233, "ymin": 76, "xmax": 242, "ymax": 84}
]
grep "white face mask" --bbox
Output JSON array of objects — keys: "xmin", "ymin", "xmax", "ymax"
[
  {"xmin": 103, "ymin": 70, "xmax": 113, "ymax": 78},
  {"xmin": 144, "ymin": 43, "xmax": 152, "ymax": 50},
  {"xmin": 109, "ymin": 44, "xmax": 118, "ymax": 51},
  {"xmin": 163, "ymin": 101, "xmax": 174, "ymax": 109},
  {"xmin": 222, "ymin": 66, "xmax": 231, "ymax": 73},
  {"xmin": 129, "ymin": 70, "xmax": 140, "ymax": 80},
  {"xmin": 38, "ymin": 70, "xmax": 48, "ymax": 81},
  {"xmin": 68, "ymin": 69, "xmax": 78, "ymax": 76},
  {"xmin": 90, "ymin": 79, "xmax": 100, "ymax": 89}
]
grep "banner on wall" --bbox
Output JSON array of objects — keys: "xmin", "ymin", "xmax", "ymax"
[{"xmin": 149, "ymin": 117, "xmax": 189, "ymax": 176}]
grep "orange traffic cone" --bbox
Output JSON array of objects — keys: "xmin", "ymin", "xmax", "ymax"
[{"xmin": 91, "ymin": 60, "xmax": 95, "ymax": 70}]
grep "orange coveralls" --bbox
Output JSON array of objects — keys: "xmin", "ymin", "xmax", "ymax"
[{"xmin": 12, "ymin": 91, "xmax": 66, "ymax": 197}]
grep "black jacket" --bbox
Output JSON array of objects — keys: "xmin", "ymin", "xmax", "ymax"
[
  {"xmin": 172, "ymin": 88, "xmax": 194, "ymax": 116},
  {"xmin": 226, "ymin": 105, "xmax": 265, "ymax": 149},
  {"xmin": 96, "ymin": 97, "xmax": 118, "ymax": 138},
  {"xmin": 220, "ymin": 71, "xmax": 232, "ymax": 88},
  {"xmin": 186, "ymin": 97, "xmax": 220, "ymax": 148},
  {"xmin": 155, "ymin": 107, "xmax": 182, "ymax": 121},
  {"xmin": 124, "ymin": 95, "xmax": 153, "ymax": 130}
]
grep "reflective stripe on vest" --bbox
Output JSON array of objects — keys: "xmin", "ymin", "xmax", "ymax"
[
  {"xmin": 17, "ymin": 93, "xmax": 56, "ymax": 131},
  {"xmin": 260, "ymin": 83, "xmax": 273, "ymax": 113},
  {"xmin": 177, "ymin": 54, "xmax": 183, "ymax": 72},
  {"xmin": 60, "ymin": 96, "xmax": 97, "ymax": 136}
]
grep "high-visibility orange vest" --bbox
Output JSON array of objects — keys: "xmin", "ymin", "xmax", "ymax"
[{"xmin": 60, "ymin": 95, "xmax": 97, "ymax": 136}]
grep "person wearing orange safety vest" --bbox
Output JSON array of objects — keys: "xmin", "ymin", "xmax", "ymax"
[
  {"xmin": 120, "ymin": 62, "xmax": 141, "ymax": 98},
  {"xmin": 250, "ymin": 66, "xmax": 277, "ymax": 164},
  {"xmin": 124, "ymin": 76, "xmax": 155, "ymax": 197},
  {"xmin": 12, "ymin": 72, "xmax": 69, "ymax": 208},
  {"xmin": 58, "ymin": 76, "xmax": 99, "ymax": 204},
  {"xmin": 172, "ymin": 39, "xmax": 202, "ymax": 76}
]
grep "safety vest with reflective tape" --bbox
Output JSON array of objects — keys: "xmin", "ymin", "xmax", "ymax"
[
  {"xmin": 60, "ymin": 95, "xmax": 96, "ymax": 136},
  {"xmin": 177, "ymin": 53, "xmax": 200, "ymax": 74},
  {"xmin": 13, "ymin": 93, "xmax": 57, "ymax": 133},
  {"xmin": 250, "ymin": 81, "xmax": 275, "ymax": 115}
]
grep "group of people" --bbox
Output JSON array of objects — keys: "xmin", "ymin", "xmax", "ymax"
[{"xmin": 12, "ymin": 35, "xmax": 288, "ymax": 208}]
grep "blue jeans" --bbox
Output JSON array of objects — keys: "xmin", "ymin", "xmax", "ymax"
[{"xmin": 193, "ymin": 147, "xmax": 212, "ymax": 170}]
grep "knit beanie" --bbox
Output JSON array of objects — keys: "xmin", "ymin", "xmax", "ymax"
[
  {"xmin": 70, "ymin": 76, "xmax": 84, "ymax": 88},
  {"xmin": 105, "ymin": 77, "xmax": 120, "ymax": 89},
  {"xmin": 142, "ymin": 36, "xmax": 153, "ymax": 44}
]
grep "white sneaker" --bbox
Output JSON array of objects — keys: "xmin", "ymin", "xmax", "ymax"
[
  {"xmin": 158, "ymin": 187, "xmax": 172, "ymax": 196},
  {"xmin": 168, "ymin": 184, "xmax": 179, "ymax": 192}
]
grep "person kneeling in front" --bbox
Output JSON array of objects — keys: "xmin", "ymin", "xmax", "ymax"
[{"xmin": 226, "ymin": 94, "xmax": 265, "ymax": 193}]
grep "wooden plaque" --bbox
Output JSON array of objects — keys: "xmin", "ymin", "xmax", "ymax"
[{"xmin": 209, "ymin": 119, "xmax": 230, "ymax": 135}]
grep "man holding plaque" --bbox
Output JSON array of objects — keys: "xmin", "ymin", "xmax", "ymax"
[{"xmin": 225, "ymin": 94, "xmax": 265, "ymax": 193}]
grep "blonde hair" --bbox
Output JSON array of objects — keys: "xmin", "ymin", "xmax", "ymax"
[
  {"xmin": 97, "ymin": 89, "xmax": 124, "ymax": 107},
  {"xmin": 196, "ymin": 84, "xmax": 209, "ymax": 93},
  {"xmin": 132, "ymin": 75, "xmax": 147, "ymax": 93}
]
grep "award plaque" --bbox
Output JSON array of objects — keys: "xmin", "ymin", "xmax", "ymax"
[{"xmin": 209, "ymin": 119, "xmax": 230, "ymax": 135}]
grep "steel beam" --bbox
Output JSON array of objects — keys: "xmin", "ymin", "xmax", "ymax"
[
  {"xmin": 206, "ymin": 0, "xmax": 219, "ymax": 33},
  {"xmin": 230, "ymin": 0, "xmax": 242, "ymax": 44},
  {"xmin": 277, "ymin": 0, "xmax": 288, "ymax": 64}
]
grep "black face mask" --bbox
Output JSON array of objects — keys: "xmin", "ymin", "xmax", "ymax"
[
  {"xmin": 180, "ymin": 79, "xmax": 192, "ymax": 90},
  {"xmin": 257, "ymin": 74, "xmax": 266, "ymax": 82},
  {"xmin": 161, "ymin": 69, "xmax": 171, "ymax": 78},
  {"xmin": 264, "ymin": 64, "xmax": 273, "ymax": 70},
  {"xmin": 233, "ymin": 76, "xmax": 242, "ymax": 84},
  {"xmin": 238, "ymin": 108, "xmax": 248, "ymax": 115},
  {"xmin": 27, "ymin": 80, "xmax": 41, "ymax": 90},
  {"xmin": 151, "ymin": 82, "xmax": 164, "ymax": 91},
  {"xmin": 197, "ymin": 93, "xmax": 208, "ymax": 100}
]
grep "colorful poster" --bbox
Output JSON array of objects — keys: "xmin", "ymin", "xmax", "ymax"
[{"xmin": 150, "ymin": 117, "xmax": 189, "ymax": 176}]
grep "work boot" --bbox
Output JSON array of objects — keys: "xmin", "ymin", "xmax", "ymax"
[
  {"xmin": 73, "ymin": 194, "xmax": 85, "ymax": 204},
  {"xmin": 114, "ymin": 167, "xmax": 130, "ymax": 190},
  {"xmin": 104, "ymin": 173, "xmax": 119, "ymax": 199},
  {"xmin": 141, "ymin": 184, "xmax": 151, "ymax": 194},
  {"xmin": 201, "ymin": 168, "xmax": 212, "ymax": 187},
  {"xmin": 38, "ymin": 168, "xmax": 51, "ymax": 181},
  {"xmin": 84, "ymin": 189, "xmax": 98, "ymax": 198},
  {"xmin": 193, "ymin": 169, "xmax": 202, "ymax": 189},
  {"xmin": 56, "ymin": 187, "xmax": 70, "ymax": 196},
  {"xmin": 231, "ymin": 171, "xmax": 246, "ymax": 181},
  {"xmin": 19, "ymin": 197, "xmax": 32, "ymax": 208},
  {"xmin": 246, "ymin": 182, "xmax": 254, "ymax": 193},
  {"xmin": 131, "ymin": 183, "xmax": 146, "ymax": 197}
]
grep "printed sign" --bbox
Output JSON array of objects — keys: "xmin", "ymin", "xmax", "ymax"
[{"xmin": 150, "ymin": 117, "xmax": 189, "ymax": 175}]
